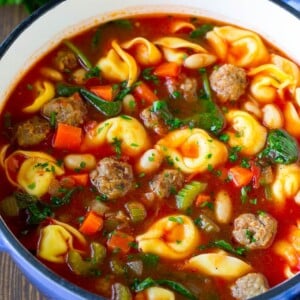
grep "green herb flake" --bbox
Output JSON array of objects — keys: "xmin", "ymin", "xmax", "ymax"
[
  {"xmin": 219, "ymin": 133, "xmax": 229, "ymax": 143},
  {"xmin": 27, "ymin": 182, "xmax": 36, "ymax": 190},
  {"xmin": 111, "ymin": 137, "xmax": 122, "ymax": 158},
  {"xmin": 245, "ymin": 229, "xmax": 256, "ymax": 243},
  {"xmin": 168, "ymin": 216, "xmax": 184, "ymax": 224}
]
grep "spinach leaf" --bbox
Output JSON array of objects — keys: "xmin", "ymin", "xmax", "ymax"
[
  {"xmin": 259, "ymin": 129, "xmax": 299, "ymax": 164},
  {"xmin": 132, "ymin": 277, "xmax": 197, "ymax": 300},
  {"xmin": 190, "ymin": 24, "xmax": 214, "ymax": 39}
]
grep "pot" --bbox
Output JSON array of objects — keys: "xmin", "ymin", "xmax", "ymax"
[{"xmin": 0, "ymin": 0, "xmax": 299, "ymax": 299}]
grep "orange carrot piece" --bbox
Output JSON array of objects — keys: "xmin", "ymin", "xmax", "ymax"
[
  {"xmin": 53, "ymin": 123, "xmax": 82, "ymax": 150},
  {"xmin": 107, "ymin": 230, "xmax": 134, "ymax": 254},
  {"xmin": 65, "ymin": 173, "xmax": 89, "ymax": 186},
  {"xmin": 133, "ymin": 82, "xmax": 158, "ymax": 104},
  {"xmin": 195, "ymin": 194, "xmax": 211, "ymax": 207},
  {"xmin": 79, "ymin": 211, "xmax": 103, "ymax": 235},
  {"xmin": 228, "ymin": 166, "xmax": 253, "ymax": 187},
  {"xmin": 90, "ymin": 85, "xmax": 114, "ymax": 101},
  {"xmin": 153, "ymin": 62, "xmax": 181, "ymax": 77}
]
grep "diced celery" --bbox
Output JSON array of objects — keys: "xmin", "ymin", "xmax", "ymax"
[
  {"xmin": 125, "ymin": 201, "xmax": 147, "ymax": 223},
  {"xmin": 176, "ymin": 181, "xmax": 207, "ymax": 210}
]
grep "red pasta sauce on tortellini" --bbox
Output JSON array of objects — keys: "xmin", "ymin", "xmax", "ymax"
[{"xmin": 0, "ymin": 15, "xmax": 300, "ymax": 300}]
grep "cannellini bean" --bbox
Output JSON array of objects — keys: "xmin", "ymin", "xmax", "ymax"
[
  {"xmin": 72, "ymin": 68, "xmax": 87, "ymax": 85},
  {"xmin": 243, "ymin": 100, "xmax": 262, "ymax": 119},
  {"xmin": 183, "ymin": 53, "xmax": 217, "ymax": 69},
  {"xmin": 64, "ymin": 154, "xmax": 96, "ymax": 171},
  {"xmin": 214, "ymin": 190, "xmax": 232, "ymax": 224},
  {"xmin": 135, "ymin": 149, "xmax": 163, "ymax": 174},
  {"xmin": 122, "ymin": 94, "xmax": 137, "ymax": 114},
  {"xmin": 262, "ymin": 104, "xmax": 283, "ymax": 129},
  {"xmin": 40, "ymin": 67, "xmax": 64, "ymax": 81}
]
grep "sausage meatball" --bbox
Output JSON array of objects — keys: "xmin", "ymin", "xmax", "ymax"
[
  {"xmin": 150, "ymin": 169, "xmax": 184, "ymax": 199},
  {"xmin": 231, "ymin": 273, "xmax": 269, "ymax": 300},
  {"xmin": 140, "ymin": 106, "xmax": 169, "ymax": 136},
  {"xmin": 165, "ymin": 74, "xmax": 198, "ymax": 103},
  {"xmin": 42, "ymin": 94, "xmax": 87, "ymax": 127},
  {"xmin": 232, "ymin": 213, "xmax": 277, "ymax": 249},
  {"xmin": 90, "ymin": 157, "xmax": 134, "ymax": 200},
  {"xmin": 210, "ymin": 64, "xmax": 247, "ymax": 102},
  {"xmin": 54, "ymin": 50, "xmax": 78, "ymax": 72},
  {"xmin": 16, "ymin": 116, "xmax": 51, "ymax": 147}
]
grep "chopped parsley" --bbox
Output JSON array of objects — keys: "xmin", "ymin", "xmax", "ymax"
[
  {"xmin": 245, "ymin": 229, "xmax": 256, "ymax": 243},
  {"xmin": 111, "ymin": 137, "xmax": 122, "ymax": 157},
  {"xmin": 168, "ymin": 216, "xmax": 184, "ymax": 224}
]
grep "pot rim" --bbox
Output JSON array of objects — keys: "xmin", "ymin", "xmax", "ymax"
[{"xmin": 0, "ymin": 1, "xmax": 299, "ymax": 299}]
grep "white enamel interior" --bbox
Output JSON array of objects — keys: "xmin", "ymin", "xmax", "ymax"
[{"xmin": 0, "ymin": 0, "xmax": 299, "ymax": 111}]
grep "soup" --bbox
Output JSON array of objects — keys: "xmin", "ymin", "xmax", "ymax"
[{"xmin": 0, "ymin": 14, "xmax": 299, "ymax": 300}]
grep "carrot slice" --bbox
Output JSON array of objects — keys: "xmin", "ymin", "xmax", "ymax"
[
  {"xmin": 133, "ymin": 82, "xmax": 158, "ymax": 104},
  {"xmin": 228, "ymin": 166, "xmax": 253, "ymax": 187},
  {"xmin": 153, "ymin": 62, "xmax": 181, "ymax": 77},
  {"xmin": 64, "ymin": 173, "xmax": 89, "ymax": 186},
  {"xmin": 107, "ymin": 230, "xmax": 134, "ymax": 254},
  {"xmin": 53, "ymin": 123, "xmax": 82, "ymax": 150},
  {"xmin": 79, "ymin": 211, "xmax": 103, "ymax": 235},
  {"xmin": 195, "ymin": 194, "xmax": 211, "ymax": 207},
  {"xmin": 90, "ymin": 85, "xmax": 115, "ymax": 101}
]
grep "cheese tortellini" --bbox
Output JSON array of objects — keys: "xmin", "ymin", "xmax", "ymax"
[
  {"xmin": 121, "ymin": 37, "xmax": 162, "ymax": 66},
  {"xmin": 206, "ymin": 26, "xmax": 269, "ymax": 67},
  {"xmin": 155, "ymin": 128, "xmax": 228, "ymax": 174},
  {"xmin": 225, "ymin": 110, "xmax": 267, "ymax": 155},
  {"xmin": 137, "ymin": 287, "xmax": 175, "ymax": 300},
  {"xmin": 283, "ymin": 102, "xmax": 300, "ymax": 138},
  {"xmin": 273, "ymin": 221, "xmax": 300, "ymax": 278},
  {"xmin": 23, "ymin": 80, "xmax": 55, "ymax": 113},
  {"xmin": 136, "ymin": 215, "xmax": 200, "ymax": 260},
  {"xmin": 271, "ymin": 164, "xmax": 300, "ymax": 208},
  {"xmin": 154, "ymin": 37, "xmax": 216, "ymax": 68},
  {"xmin": 38, "ymin": 219, "xmax": 87, "ymax": 263},
  {"xmin": 185, "ymin": 251, "xmax": 252, "ymax": 280},
  {"xmin": 82, "ymin": 116, "xmax": 150, "ymax": 157},
  {"xmin": 248, "ymin": 54, "xmax": 299, "ymax": 103},
  {"xmin": 4, "ymin": 150, "xmax": 64, "ymax": 197},
  {"xmin": 97, "ymin": 40, "xmax": 139, "ymax": 87}
]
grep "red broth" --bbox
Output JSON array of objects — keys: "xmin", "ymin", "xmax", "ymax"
[{"xmin": 0, "ymin": 15, "xmax": 300, "ymax": 300}]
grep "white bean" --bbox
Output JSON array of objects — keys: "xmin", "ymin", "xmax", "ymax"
[
  {"xmin": 243, "ymin": 100, "xmax": 262, "ymax": 119},
  {"xmin": 123, "ymin": 94, "xmax": 137, "ymax": 114},
  {"xmin": 184, "ymin": 53, "xmax": 217, "ymax": 69},
  {"xmin": 135, "ymin": 149, "xmax": 163, "ymax": 174},
  {"xmin": 64, "ymin": 154, "xmax": 96, "ymax": 171},
  {"xmin": 214, "ymin": 190, "xmax": 232, "ymax": 224},
  {"xmin": 262, "ymin": 104, "xmax": 283, "ymax": 129}
]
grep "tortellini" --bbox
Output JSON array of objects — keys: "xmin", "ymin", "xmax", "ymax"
[
  {"xmin": 225, "ymin": 110, "xmax": 267, "ymax": 156},
  {"xmin": 154, "ymin": 37, "xmax": 216, "ymax": 68},
  {"xmin": 155, "ymin": 128, "xmax": 228, "ymax": 174},
  {"xmin": 23, "ymin": 81, "xmax": 55, "ymax": 113},
  {"xmin": 271, "ymin": 164, "xmax": 300, "ymax": 208},
  {"xmin": 273, "ymin": 221, "xmax": 300, "ymax": 278},
  {"xmin": 38, "ymin": 219, "xmax": 87, "ymax": 263},
  {"xmin": 136, "ymin": 215, "xmax": 200, "ymax": 260},
  {"xmin": 248, "ymin": 54, "xmax": 299, "ymax": 103},
  {"xmin": 206, "ymin": 26, "xmax": 269, "ymax": 67},
  {"xmin": 283, "ymin": 102, "xmax": 300, "ymax": 138},
  {"xmin": 169, "ymin": 20, "xmax": 195, "ymax": 33},
  {"xmin": 185, "ymin": 251, "xmax": 252, "ymax": 280},
  {"xmin": 3, "ymin": 150, "xmax": 64, "ymax": 197},
  {"xmin": 97, "ymin": 40, "xmax": 139, "ymax": 87},
  {"xmin": 82, "ymin": 116, "xmax": 150, "ymax": 157},
  {"xmin": 121, "ymin": 37, "xmax": 162, "ymax": 66}
]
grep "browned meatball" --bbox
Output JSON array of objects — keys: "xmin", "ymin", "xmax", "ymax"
[
  {"xmin": 54, "ymin": 50, "xmax": 78, "ymax": 72},
  {"xmin": 150, "ymin": 169, "xmax": 184, "ymax": 199},
  {"xmin": 165, "ymin": 74, "xmax": 198, "ymax": 103},
  {"xmin": 209, "ymin": 64, "xmax": 247, "ymax": 102},
  {"xmin": 16, "ymin": 116, "xmax": 50, "ymax": 147},
  {"xmin": 90, "ymin": 157, "xmax": 134, "ymax": 200},
  {"xmin": 232, "ymin": 213, "xmax": 277, "ymax": 249},
  {"xmin": 231, "ymin": 273, "xmax": 269, "ymax": 300},
  {"xmin": 140, "ymin": 106, "xmax": 169, "ymax": 136},
  {"xmin": 42, "ymin": 94, "xmax": 87, "ymax": 127}
]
